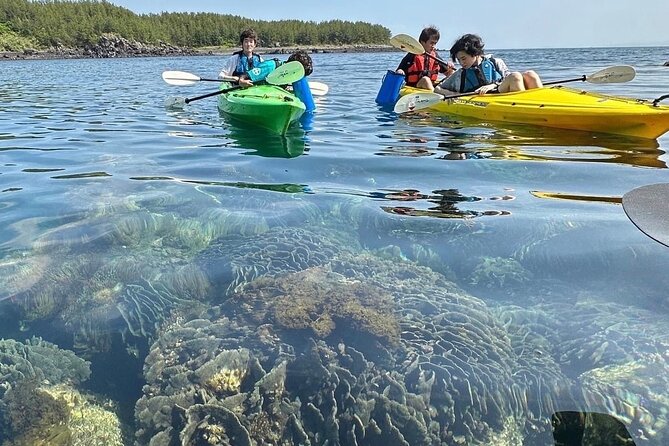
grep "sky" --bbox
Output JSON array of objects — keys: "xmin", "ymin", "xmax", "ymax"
[{"xmin": 107, "ymin": 0, "xmax": 669, "ymax": 49}]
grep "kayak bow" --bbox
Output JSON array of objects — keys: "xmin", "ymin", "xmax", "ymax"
[{"xmin": 217, "ymin": 84, "xmax": 306, "ymax": 135}]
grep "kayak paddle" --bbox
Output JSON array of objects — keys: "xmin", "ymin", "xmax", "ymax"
[
  {"xmin": 163, "ymin": 69, "xmax": 328, "ymax": 96},
  {"xmin": 389, "ymin": 33, "xmax": 451, "ymax": 67},
  {"xmin": 164, "ymin": 61, "xmax": 306, "ymax": 108},
  {"xmin": 307, "ymin": 81, "xmax": 329, "ymax": 96},
  {"xmin": 394, "ymin": 65, "xmax": 637, "ymax": 114},
  {"xmin": 162, "ymin": 71, "xmax": 226, "ymax": 85},
  {"xmin": 622, "ymin": 183, "xmax": 669, "ymax": 248}
]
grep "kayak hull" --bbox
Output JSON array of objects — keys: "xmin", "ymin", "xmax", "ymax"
[
  {"xmin": 217, "ymin": 84, "xmax": 306, "ymax": 135},
  {"xmin": 400, "ymin": 86, "xmax": 669, "ymax": 139}
]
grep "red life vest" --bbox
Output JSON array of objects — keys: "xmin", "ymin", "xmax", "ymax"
[{"xmin": 406, "ymin": 52, "xmax": 440, "ymax": 85}]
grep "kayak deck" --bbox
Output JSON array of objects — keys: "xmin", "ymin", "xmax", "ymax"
[
  {"xmin": 218, "ymin": 84, "xmax": 306, "ymax": 135},
  {"xmin": 400, "ymin": 86, "xmax": 669, "ymax": 139}
]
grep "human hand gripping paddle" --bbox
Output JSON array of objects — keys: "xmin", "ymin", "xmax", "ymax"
[
  {"xmin": 163, "ymin": 61, "xmax": 305, "ymax": 108},
  {"xmin": 393, "ymin": 65, "xmax": 637, "ymax": 114}
]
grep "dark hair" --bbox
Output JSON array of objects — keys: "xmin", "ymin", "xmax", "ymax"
[
  {"xmin": 419, "ymin": 26, "xmax": 440, "ymax": 43},
  {"xmin": 287, "ymin": 50, "xmax": 313, "ymax": 76},
  {"xmin": 450, "ymin": 34, "xmax": 485, "ymax": 61},
  {"xmin": 239, "ymin": 28, "xmax": 258, "ymax": 44}
]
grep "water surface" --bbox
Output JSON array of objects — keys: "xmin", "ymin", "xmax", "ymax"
[{"xmin": 1, "ymin": 47, "xmax": 669, "ymax": 445}]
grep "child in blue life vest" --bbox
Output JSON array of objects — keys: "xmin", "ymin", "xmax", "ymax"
[
  {"xmin": 219, "ymin": 28, "xmax": 264, "ymax": 87},
  {"xmin": 395, "ymin": 26, "xmax": 455, "ymax": 91},
  {"xmin": 435, "ymin": 33, "xmax": 543, "ymax": 96},
  {"xmin": 219, "ymin": 29, "xmax": 313, "ymax": 86}
]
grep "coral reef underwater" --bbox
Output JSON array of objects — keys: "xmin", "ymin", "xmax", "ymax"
[{"xmin": 3, "ymin": 188, "xmax": 669, "ymax": 445}]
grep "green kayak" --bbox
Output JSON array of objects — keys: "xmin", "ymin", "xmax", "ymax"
[{"xmin": 217, "ymin": 84, "xmax": 306, "ymax": 135}]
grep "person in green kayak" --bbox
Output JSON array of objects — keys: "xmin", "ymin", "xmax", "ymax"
[
  {"xmin": 219, "ymin": 29, "xmax": 313, "ymax": 87},
  {"xmin": 219, "ymin": 28, "xmax": 264, "ymax": 87},
  {"xmin": 435, "ymin": 33, "xmax": 543, "ymax": 96},
  {"xmin": 395, "ymin": 26, "xmax": 455, "ymax": 91}
]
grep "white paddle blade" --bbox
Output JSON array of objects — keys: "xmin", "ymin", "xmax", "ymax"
[
  {"xmin": 308, "ymin": 81, "xmax": 329, "ymax": 96},
  {"xmin": 162, "ymin": 70, "xmax": 201, "ymax": 86},
  {"xmin": 393, "ymin": 92, "xmax": 443, "ymax": 113},
  {"xmin": 587, "ymin": 65, "xmax": 636, "ymax": 84},
  {"xmin": 164, "ymin": 97, "xmax": 187, "ymax": 108},
  {"xmin": 389, "ymin": 34, "xmax": 424, "ymax": 55}
]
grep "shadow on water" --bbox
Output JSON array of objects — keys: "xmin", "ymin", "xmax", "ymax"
[{"xmin": 220, "ymin": 112, "xmax": 313, "ymax": 159}]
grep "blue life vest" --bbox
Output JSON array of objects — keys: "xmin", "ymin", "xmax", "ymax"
[
  {"xmin": 459, "ymin": 57, "xmax": 503, "ymax": 93},
  {"xmin": 246, "ymin": 60, "xmax": 280, "ymax": 82},
  {"xmin": 233, "ymin": 51, "xmax": 262, "ymax": 76}
]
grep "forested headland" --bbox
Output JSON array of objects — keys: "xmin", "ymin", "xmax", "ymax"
[{"xmin": 0, "ymin": 0, "xmax": 394, "ymax": 58}]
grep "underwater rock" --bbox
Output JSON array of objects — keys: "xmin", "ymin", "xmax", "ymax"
[
  {"xmin": 137, "ymin": 252, "xmax": 557, "ymax": 444},
  {"xmin": 494, "ymin": 294, "xmax": 669, "ymax": 443},
  {"xmin": 43, "ymin": 384, "xmax": 125, "ymax": 446},
  {"xmin": 0, "ymin": 380, "xmax": 71, "ymax": 446},
  {"xmin": 137, "ymin": 316, "xmax": 442, "ymax": 446},
  {"xmin": 469, "ymin": 256, "xmax": 533, "ymax": 289},
  {"xmin": 0, "ymin": 382, "xmax": 124, "ymax": 446},
  {"xmin": 195, "ymin": 226, "xmax": 358, "ymax": 299},
  {"xmin": 10, "ymin": 251, "xmax": 210, "ymax": 355},
  {"xmin": 579, "ymin": 354, "xmax": 669, "ymax": 444},
  {"xmin": 116, "ymin": 278, "xmax": 203, "ymax": 339},
  {"xmin": 228, "ymin": 266, "xmax": 401, "ymax": 346},
  {"xmin": 327, "ymin": 252, "xmax": 535, "ymax": 442},
  {"xmin": 180, "ymin": 404, "xmax": 253, "ymax": 446},
  {"xmin": 0, "ymin": 337, "xmax": 90, "ymax": 398},
  {"xmin": 0, "ymin": 339, "xmax": 93, "ymax": 445},
  {"xmin": 0, "ymin": 251, "xmax": 52, "ymax": 301}
]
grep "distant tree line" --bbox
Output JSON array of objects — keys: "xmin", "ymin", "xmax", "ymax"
[{"xmin": 0, "ymin": 0, "xmax": 391, "ymax": 50}]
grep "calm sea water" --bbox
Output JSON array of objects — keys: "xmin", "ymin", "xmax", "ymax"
[{"xmin": 1, "ymin": 47, "xmax": 669, "ymax": 445}]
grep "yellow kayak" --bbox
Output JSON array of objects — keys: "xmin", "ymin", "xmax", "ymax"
[{"xmin": 399, "ymin": 86, "xmax": 669, "ymax": 139}]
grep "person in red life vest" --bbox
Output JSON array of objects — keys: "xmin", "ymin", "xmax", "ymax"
[{"xmin": 395, "ymin": 26, "xmax": 455, "ymax": 91}]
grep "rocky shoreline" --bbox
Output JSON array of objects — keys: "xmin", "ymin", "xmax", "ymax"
[{"xmin": 1, "ymin": 34, "xmax": 399, "ymax": 61}]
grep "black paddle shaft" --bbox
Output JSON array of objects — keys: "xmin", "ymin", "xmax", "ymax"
[
  {"xmin": 184, "ymin": 86, "xmax": 243, "ymax": 104},
  {"xmin": 544, "ymin": 75, "xmax": 586, "ymax": 86}
]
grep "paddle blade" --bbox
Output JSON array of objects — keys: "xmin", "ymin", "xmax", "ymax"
[
  {"xmin": 586, "ymin": 65, "xmax": 636, "ymax": 84},
  {"xmin": 308, "ymin": 81, "xmax": 329, "ymax": 96},
  {"xmin": 164, "ymin": 96, "xmax": 187, "ymax": 108},
  {"xmin": 389, "ymin": 34, "xmax": 424, "ymax": 55},
  {"xmin": 393, "ymin": 92, "xmax": 443, "ymax": 113},
  {"xmin": 267, "ymin": 61, "xmax": 305, "ymax": 85},
  {"xmin": 623, "ymin": 183, "xmax": 669, "ymax": 248},
  {"xmin": 162, "ymin": 70, "xmax": 201, "ymax": 86}
]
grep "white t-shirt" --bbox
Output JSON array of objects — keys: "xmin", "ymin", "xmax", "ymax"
[{"xmin": 218, "ymin": 53, "xmax": 264, "ymax": 78}]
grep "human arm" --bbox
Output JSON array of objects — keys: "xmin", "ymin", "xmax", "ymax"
[
  {"xmin": 218, "ymin": 54, "xmax": 239, "ymax": 79},
  {"xmin": 395, "ymin": 53, "xmax": 414, "ymax": 76},
  {"xmin": 433, "ymin": 69, "xmax": 461, "ymax": 95},
  {"xmin": 435, "ymin": 51, "xmax": 456, "ymax": 76}
]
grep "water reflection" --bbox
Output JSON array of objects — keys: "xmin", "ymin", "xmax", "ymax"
[
  {"xmin": 396, "ymin": 115, "xmax": 667, "ymax": 168},
  {"xmin": 224, "ymin": 124, "xmax": 307, "ymax": 158},
  {"xmin": 221, "ymin": 112, "xmax": 312, "ymax": 159},
  {"xmin": 368, "ymin": 187, "xmax": 514, "ymax": 218}
]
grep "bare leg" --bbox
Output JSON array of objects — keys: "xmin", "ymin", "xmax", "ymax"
[
  {"xmin": 498, "ymin": 72, "xmax": 525, "ymax": 92},
  {"xmin": 416, "ymin": 76, "xmax": 435, "ymax": 91},
  {"xmin": 523, "ymin": 70, "xmax": 543, "ymax": 89}
]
